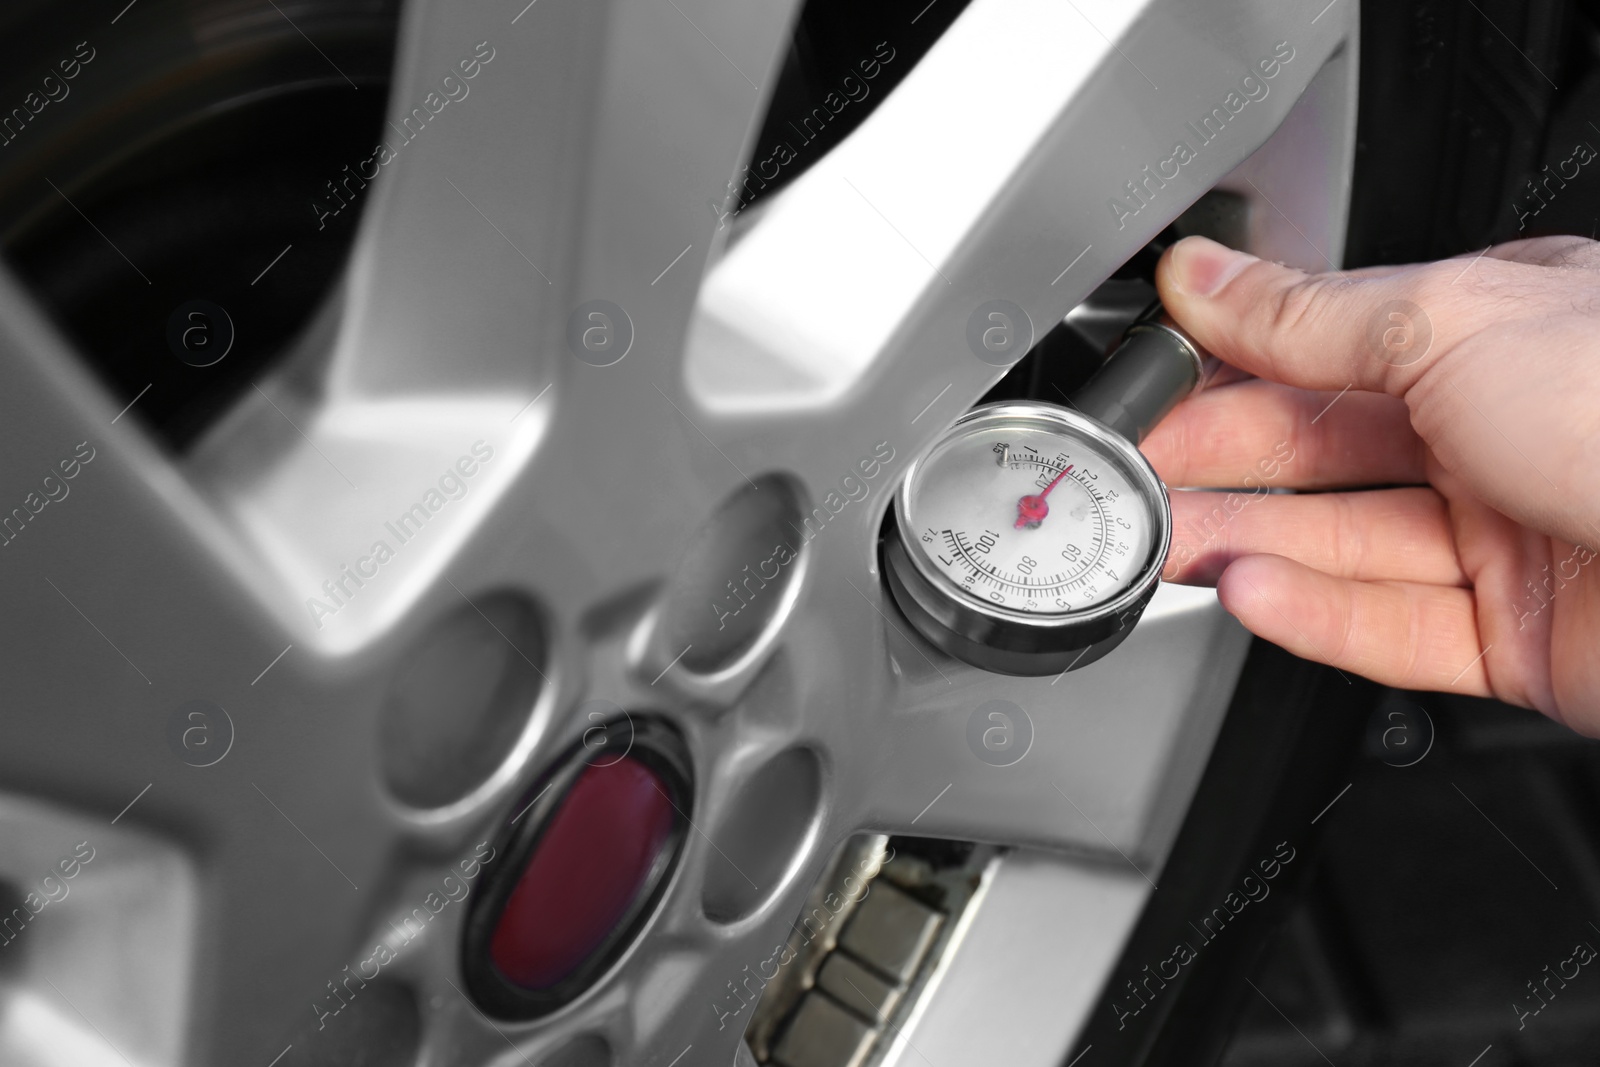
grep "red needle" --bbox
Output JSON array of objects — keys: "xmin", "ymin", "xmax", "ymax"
[{"xmin": 1015, "ymin": 465, "xmax": 1072, "ymax": 529}]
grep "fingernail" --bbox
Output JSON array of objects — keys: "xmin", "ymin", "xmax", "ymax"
[{"xmin": 1168, "ymin": 236, "xmax": 1257, "ymax": 297}]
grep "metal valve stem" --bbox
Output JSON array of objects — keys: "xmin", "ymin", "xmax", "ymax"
[{"xmin": 1070, "ymin": 302, "xmax": 1211, "ymax": 444}]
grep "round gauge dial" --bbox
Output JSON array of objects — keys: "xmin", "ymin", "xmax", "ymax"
[{"xmin": 886, "ymin": 402, "xmax": 1171, "ymax": 676}]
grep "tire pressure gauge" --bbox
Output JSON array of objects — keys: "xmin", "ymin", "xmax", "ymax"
[{"xmin": 885, "ymin": 306, "xmax": 1206, "ymax": 676}]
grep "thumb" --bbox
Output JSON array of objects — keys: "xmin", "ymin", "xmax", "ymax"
[{"xmin": 1155, "ymin": 236, "xmax": 1498, "ymax": 396}]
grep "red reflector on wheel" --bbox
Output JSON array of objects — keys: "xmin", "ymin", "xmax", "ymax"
[{"xmin": 488, "ymin": 756, "xmax": 676, "ymax": 990}]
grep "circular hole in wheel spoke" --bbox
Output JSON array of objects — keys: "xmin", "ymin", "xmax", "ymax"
[
  {"xmin": 702, "ymin": 747, "xmax": 823, "ymax": 924},
  {"xmin": 378, "ymin": 591, "xmax": 546, "ymax": 810}
]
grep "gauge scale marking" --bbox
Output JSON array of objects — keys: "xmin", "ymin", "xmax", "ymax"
[
  {"xmin": 914, "ymin": 434, "xmax": 1151, "ymax": 612},
  {"xmin": 887, "ymin": 403, "xmax": 1171, "ymax": 675}
]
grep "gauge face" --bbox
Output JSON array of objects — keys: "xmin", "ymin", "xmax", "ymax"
[{"xmin": 898, "ymin": 405, "xmax": 1166, "ymax": 620}]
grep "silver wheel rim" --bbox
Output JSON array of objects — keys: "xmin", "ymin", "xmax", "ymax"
[{"xmin": 0, "ymin": 1, "xmax": 1359, "ymax": 1063}]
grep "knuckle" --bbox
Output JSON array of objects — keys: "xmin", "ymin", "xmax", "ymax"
[
  {"xmin": 1498, "ymin": 234, "xmax": 1600, "ymax": 269},
  {"xmin": 1538, "ymin": 236, "xmax": 1600, "ymax": 268},
  {"xmin": 1330, "ymin": 493, "xmax": 1363, "ymax": 577},
  {"xmin": 1254, "ymin": 274, "xmax": 1339, "ymax": 380},
  {"xmin": 1398, "ymin": 599, "xmax": 1427, "ymax": 685},
  {"xmin": 1402, "ymin": 264, "xmax": 1476, "ymax": 325},
  {"xmin": 1327, "ymin": 578, "xmax": 1361, "ymax": 667},
  {"xmin": 1570, "ymin": 288, "xmax": 1600, "ymax": 318},
  {"xmin": 1294, "ymin": 381, "xmax": 1345, "ymax": 480},
  {"xmin": 1264, "ymin": 274, "xmax": 1329, "ymax": 344},
  {"xmin": 1163, "ymin": 401, "xmax": 1194, "ymax": 487}
]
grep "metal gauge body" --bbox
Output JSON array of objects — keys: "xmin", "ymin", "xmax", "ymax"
[{"xmin": 885, "ymin": 403, "xmax": 1170, "ymax": 675}]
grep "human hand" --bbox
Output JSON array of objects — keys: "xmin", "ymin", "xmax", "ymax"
[{"xmin": 1142, "ymin": 235, "xmax": 1600, "ymax": 735}]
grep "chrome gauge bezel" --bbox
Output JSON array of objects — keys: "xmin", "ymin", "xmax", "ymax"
[{"xmin": 886, "ymin": 402, "xmax": 1171, "ymax": 674}]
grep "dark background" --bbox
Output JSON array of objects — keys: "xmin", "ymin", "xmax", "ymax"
[{"xmin": 1224, "ymin": 3, "xmax": 1600, "ymax": 1065}]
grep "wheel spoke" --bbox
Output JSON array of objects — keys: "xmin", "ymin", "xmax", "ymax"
[
  {"xmin": 326, "ymin": 0, "xmax": 801, "ymax": 398},
  {"xmin": 0, "ymin": 268, "xmax": 412, "ymax": 1062},
  {"xmin": 684, "ymin": 0, "xmax": 1355, "ymax": 451},
  {"xmin": 0, "ymin": 0, "xmax": 1360, "ymax": 1062},
  {"xmin": 857, "ymin": 586, "xmax": 1252, "ymax": 867}
]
